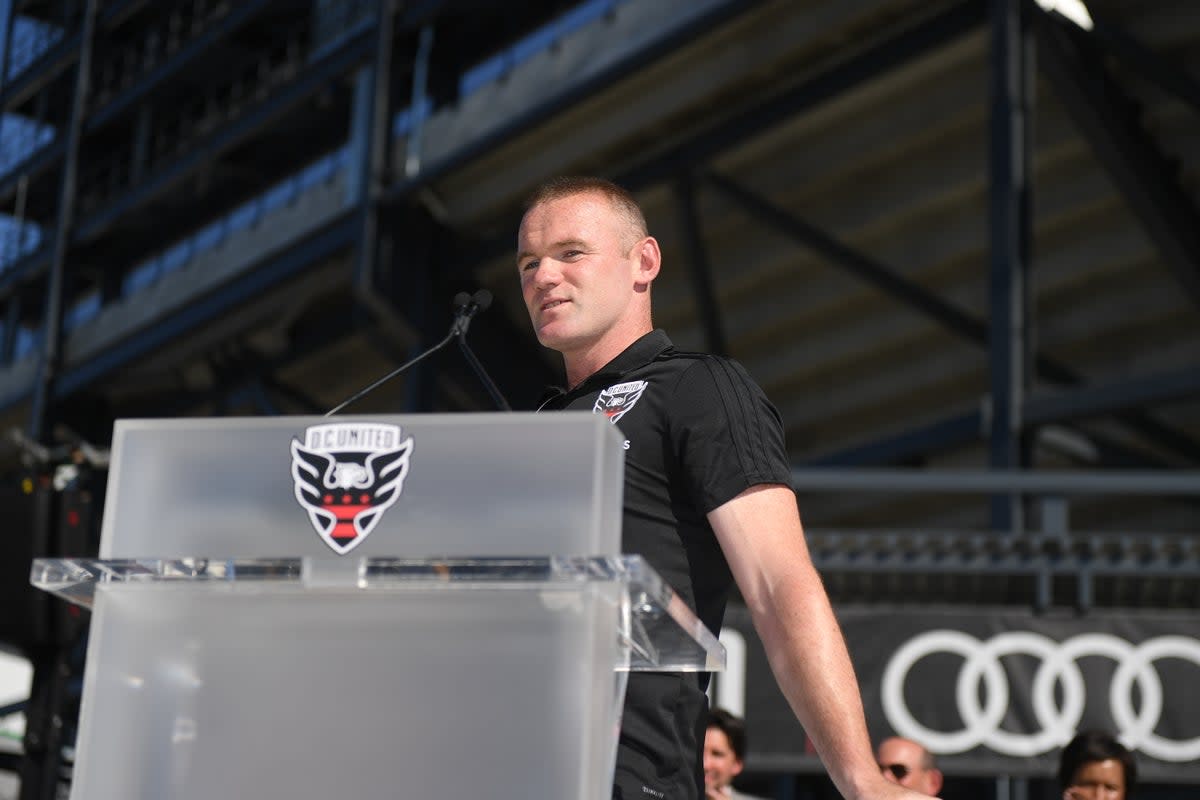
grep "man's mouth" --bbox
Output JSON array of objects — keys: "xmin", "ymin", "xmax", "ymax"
[{"xmin": 542, "ymin": 299, "xmax": 568, "ymax": 311}]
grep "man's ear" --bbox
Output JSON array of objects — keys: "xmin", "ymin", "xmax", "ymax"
[
  {"xmin": 633, "ymin": 236, "xmax": 661, "ymax": 288},
  {"xmin": 929, "ymin": 768, "xmax": 944, "ymax": 794}
]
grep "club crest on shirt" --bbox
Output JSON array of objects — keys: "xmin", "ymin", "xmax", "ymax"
[
  {"xmin": 594, "ymin": 380, "xmax": 648, "ymax": 423},
  {"xmin": 290, "ymin": 422, "xmax": 414, "ymax": 555}
]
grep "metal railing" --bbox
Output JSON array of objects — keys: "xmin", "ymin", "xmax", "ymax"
[{"xmin": 790, "ymin": 468, "xmax": 1200, "ymax": 611}]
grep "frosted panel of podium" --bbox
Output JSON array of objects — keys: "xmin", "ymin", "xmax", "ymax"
[{"xmin": 32, "ymin": 413, "xmax": 724, "ymax": 800}]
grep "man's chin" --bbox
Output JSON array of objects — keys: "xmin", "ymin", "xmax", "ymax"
[{"xmin": 535, "ymin": 325, "xmax": 574, "ymax": 350}]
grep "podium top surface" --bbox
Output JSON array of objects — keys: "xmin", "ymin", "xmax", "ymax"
[
  {"xmin": 100, "ymin": 412, "xmax": 625, "ymax": 560},
  {"xmin": 31, "ymin": 555, "xmax": 724, "ymax": 672}
]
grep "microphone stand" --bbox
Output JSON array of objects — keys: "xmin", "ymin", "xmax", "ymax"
[
  {"xmin": 454, "ymin": 291, "xmax": 512, "ymax": 412},
  {"xmin": 325, "ymin": 291, "xmax": 510, "ymax": 416}
]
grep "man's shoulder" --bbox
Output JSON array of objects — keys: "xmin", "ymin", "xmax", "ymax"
[
  {"xmin": 649, "ymin": 348, "xmax": 767, "ymax": 396},
  {"xmin": 652, "ymin": 347, "xmax": 756, "ymax": 377},
  {"xmin": 655, "ymin": 345, "xmax": 728, "ymax": 366}
]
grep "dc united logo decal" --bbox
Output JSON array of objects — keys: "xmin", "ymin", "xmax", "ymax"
[
  {"xmin": 290, "ymin": 422, "xmax": 414, "ymax": 555},
  {"xmin": 594, "ymin": 380, "xmax": 648, "ymax": 423}
]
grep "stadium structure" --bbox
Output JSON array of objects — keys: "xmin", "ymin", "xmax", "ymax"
[{"xmin": 0, "ymin": 1, "xmax": 1197, "ymax": 799}]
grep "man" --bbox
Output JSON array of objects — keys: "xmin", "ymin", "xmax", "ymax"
[
  {"xmin": 704, "ymin": 708, "xmax": 767, "ymax": 800},
  {"xmin": 876, "ymin": 737, "xmax": 943, "ymax": 797},
  {"xmin": 517, "ymin": 176, "xmax": 935, "ymax": 800}
]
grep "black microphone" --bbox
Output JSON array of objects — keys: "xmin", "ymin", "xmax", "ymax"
[
  {"xmin": 453, "ymin": 289, "xmax": 511, "ymax": 411},
  {"xmin": 325, "ymin": 290, "xmax": 509, "ymax": 416},
  {"xmin": 450, "ymin": 289, "xmax": 490, "ymax": 337}
]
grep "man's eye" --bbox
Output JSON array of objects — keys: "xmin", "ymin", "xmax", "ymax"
[
  {"xmin": 521, "ymin": 260, "xmax": 539, "ymax": 271},
  {"xmin": 563, "ymin": 250, "xmax": 582, "ymax": 259}
]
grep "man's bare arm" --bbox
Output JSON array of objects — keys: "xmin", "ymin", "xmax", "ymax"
[{"xmin": 708, "ymin": 484, "xmax": 936, "ymax": 800}]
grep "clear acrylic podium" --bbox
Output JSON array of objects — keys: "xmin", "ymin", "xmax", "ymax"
[{"xmin": 31, "ymin": 413, "xmax": 724, "ymax": 800}]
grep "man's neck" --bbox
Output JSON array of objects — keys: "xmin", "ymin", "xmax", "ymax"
[
  {"xmin": 562, "ymin": 324, "xmax": 651, "ymax": 390},
  {"xmin": 565, "ymin": 355, "xmax": 607, "ymax": 391}
]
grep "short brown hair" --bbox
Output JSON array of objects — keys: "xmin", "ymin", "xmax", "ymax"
[
  {"xmin": 1057, "ymin": 730, "xmax": 1136, "ymax": 794},
  {"xmin": 523, "ymin": 175, "xmax": 648, "ymax": 245},
  {"xmin": 707, "ymin": 707, "xmax": 747, "ymax": 761}
]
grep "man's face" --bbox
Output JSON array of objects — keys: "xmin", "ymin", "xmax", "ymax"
[
  {"xmin": 876, "ymin": 737, "xmax": 942, "ymax": 796},
  {"xmin": 703, "ymin": 727, "xmax": 743, "ymax": 793},
  {"xmin": 1064, "ymin": 759, "xmax": 1126, "ymax": 800},
  {"xmin": 517, "ymin": 192, "xmax": 646, "ymax": 357}
]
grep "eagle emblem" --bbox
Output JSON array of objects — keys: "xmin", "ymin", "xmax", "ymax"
[
  {"xmin": 290, "ymin": 423, "xmax": 414, "ymax": 554},
  {"xmin": 593, "ymin": 380, "xmax": 648, "ymax": 424}
]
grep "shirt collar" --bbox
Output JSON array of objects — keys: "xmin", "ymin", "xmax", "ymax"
[
  {"xmin": 591, "ymin": 328, "xmax": 673, "ymax": 381},
  {"xmin": 538, "ymin": 329, "xmax": 673, "ymax": 406}
]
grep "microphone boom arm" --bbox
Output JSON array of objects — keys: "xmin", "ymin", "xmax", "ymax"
[
  {"xmin": 325, "ymin": 289, "xmax": 511, "ymax": 415},
  {"xmin": 324, "ymin": 329, "xmax": 456, "ymax": 417}
]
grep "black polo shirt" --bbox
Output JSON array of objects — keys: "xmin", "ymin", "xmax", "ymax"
[{"xmin": 538, "ymin": 330, "xmax": 792, "ymax": 800}]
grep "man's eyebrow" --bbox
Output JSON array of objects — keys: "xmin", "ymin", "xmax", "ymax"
[{"xmin": 516, "ymin": 239, "xmax": 589, "ymax": 265}]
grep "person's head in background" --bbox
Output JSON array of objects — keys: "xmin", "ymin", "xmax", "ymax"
[
  {"xmin": 1058, "ymin": 730, "xmax": 1136, "ymax": 800},
  {"xmin": 875, "ymin": 736, "xmax": 943, "ymax": 796},
  {"xmin": 704, "ymin": 708, "xmax": 747, "ymax": 796}
]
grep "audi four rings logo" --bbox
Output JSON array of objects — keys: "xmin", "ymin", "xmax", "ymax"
[{"xmin": 881, "ymin": 630, "xmax": 1200, "ymax": 762}]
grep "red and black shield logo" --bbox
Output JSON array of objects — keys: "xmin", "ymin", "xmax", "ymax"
[{"xmin": 290, "ymin": 423, "xmax": 414, "ymax": 554}]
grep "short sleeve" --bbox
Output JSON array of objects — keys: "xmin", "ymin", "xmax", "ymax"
[{"xmin": 667, "ymin": 357, "xmax": 792, "ymax": 513}]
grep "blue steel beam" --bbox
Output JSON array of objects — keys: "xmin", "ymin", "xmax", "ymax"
[
  {"xmin": 673, "ymin": 173, "xmax": 727, "ymax": 357},
  {"xmin": 0, "ymin": 0, "xmax": 13, "ymax": 88},
  {"xmin": 1036, "ymin": 11, "xmax": 1200, "ymax": 311},
  {"xmin": 1, "ymin": 293, "xmax": 19, "ymax": 363},
  {"xmin": 987, "ymin": 0, "xmax": 1035, "ymax": 529},
  {"xmin": 1025, "ymin": 364, "xmax": 1200, "ymax": 426},
  {"xmin": 27, "ymin": 0, "xmax": 97, "ymax": 441},
  {"xmin": 704, "ymin": 171, "xmax": 988, "ymax": 345},
  {"xmin": 351, "ymin": 0, "xmax": 399, "ymax": 294}
]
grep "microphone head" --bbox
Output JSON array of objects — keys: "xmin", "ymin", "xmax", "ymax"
[
  {"xmin": 471, "ymin": 289, "xmax": 493, "ymax": 312},
  {"xmin": 452, "ymin": 292, "xmax": 472, "ymax": 311}
]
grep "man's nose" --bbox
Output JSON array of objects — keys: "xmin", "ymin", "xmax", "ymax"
[{"xmin": 532, "ymin": 259, "xmax": 562, "ymax": 289}]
